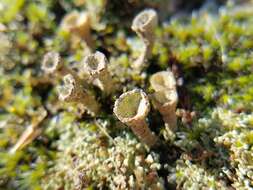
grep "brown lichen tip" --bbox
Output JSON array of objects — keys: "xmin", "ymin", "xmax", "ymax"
[
  {"xmin": 131, "ymin": 9, "xmax": 158, "ymax": 71},
  {"xmin": 83, "ymin": 51, "xmax": 115, "ymax": 94},
  {"xmin": 152, "ymin": 90, "xmax": 178, "ymax": 131},
  {"xmin": 57, "ymin": 74, "xmax": 100, "ymax": 115},
  {"xmin": 113, "ymin": 89, "xmax": 157, "ymax": 147},
  {"xmin": 150, "ymin": 70, "xmax": 176, "ymax": 91},
  {"xmin": 61, "ymin": 11, "xmax": 92, "ymax": 46}
]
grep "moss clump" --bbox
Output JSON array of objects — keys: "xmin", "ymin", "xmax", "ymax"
[{"xmin": 42, "ymin": 115, "xmax": 163, "ymax": 189}]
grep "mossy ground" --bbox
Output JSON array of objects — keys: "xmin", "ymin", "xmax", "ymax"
[{"xmin": 0, "ymin": 0, "xmax": 253, "ymax": 189}]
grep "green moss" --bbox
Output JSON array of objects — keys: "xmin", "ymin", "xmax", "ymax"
[{"xmin": 0, "ymin": 0, "xmax": 25, "ymax": 23}]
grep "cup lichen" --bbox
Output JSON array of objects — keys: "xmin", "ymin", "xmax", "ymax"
[
  {"xmin": 150, "ymin": 70, "xmax": 178, "ymax": 130},
  {"xmin": 114, "ymin": 89, "xmax": 158, "ymax": 147},
  {"xmin": 57, "ymin": 74, "xmax": 100, "ymax": 115},
  {"xmin": 61, "ymin": 11, "xmax": 93, "ymax": 47},
  {"xmin": 131, "ymin": 9, "xmax": 158, "ymax": 71},
  {"xmin": 83, "ymin": 51, "xmax": 116, "ymax": 94},
  {"xmin": 41, "ymin": 51, "xmax": 77, "ymax": 79},
  {"xmin": 150, "ymin": 70, "xmax": 177, "ymax": 91}
]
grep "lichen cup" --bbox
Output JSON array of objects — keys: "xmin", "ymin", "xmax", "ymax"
[
  {"xmin": 83, "ymin": 51, "xmax": 116, "ymax": 95},
  {"xmin": 150, "ymin": 70, "xmax": 176, "ymax": 91},
  {"xmin": 58, "ymin": 74, "xmax": 100, "ymax": 115},
  {"xmin": 114, "ymin": 89, "xmax": 157, "ymax": 147},
  {"xmin": 61, "ymin": 11, "xmax": 92, "ymax": 47},
  {"xmin": 131, "ymin": 9, "xmax": 158, "ymax": 71}
]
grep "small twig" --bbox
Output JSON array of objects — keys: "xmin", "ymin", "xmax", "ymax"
[{"xmin": 95, "ymin": 120, "xmax": 116, "ymax": 146}]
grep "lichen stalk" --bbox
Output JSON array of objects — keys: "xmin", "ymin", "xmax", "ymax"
[
  {"xmin": 152, "ymin": 90, "xmax": 178, "ymax": 131},
  {"xmin": 127, "ymin": 118, "xmax": 157, "ymax": 147}
]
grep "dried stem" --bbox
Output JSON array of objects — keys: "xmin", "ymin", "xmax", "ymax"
[{"xmin": 10, "ymin": 109, "xmax": 47, "ymax": 153}]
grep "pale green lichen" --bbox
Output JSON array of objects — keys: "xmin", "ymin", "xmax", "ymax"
[{"xmin": 41, "ymin": 116, "xmax": 163, "ymax": 189}]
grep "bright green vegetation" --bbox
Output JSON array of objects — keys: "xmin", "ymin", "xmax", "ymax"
[{"xmin": 0, "ymin": 0, "xmax": 253, "ymax": 189}]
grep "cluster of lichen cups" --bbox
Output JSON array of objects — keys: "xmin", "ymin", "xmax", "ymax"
[
  {"xmin": 39, "ymin": 9, "xmax": 178, "ymax": 148},
  {"xmin": 43, "ymin": 53, "xmax": 177, "ymax": 148},
  {"xmin": 114, "ymin": 75, "xmax": 178, "ymax": 147},
  {"xmin": 3, "ymin": 2, "xmax": 253, "ymax": 189}
]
